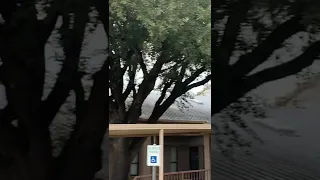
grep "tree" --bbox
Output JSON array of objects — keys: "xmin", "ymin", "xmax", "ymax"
[
  {"xmin": 109, "ymin": 0, "xmax": 210, "ymax": 179},
  {"xmin": 0, "ymin": 0, "xmax": 109, "ymax": 180},
  {"xmin": 213, "ymin": 0, "xmax": 320, "ymax": 178}
]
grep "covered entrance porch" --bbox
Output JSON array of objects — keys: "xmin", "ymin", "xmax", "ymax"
[{"xmin": 109, "ymin": 124, "xmax": 211, "ymax": 180}]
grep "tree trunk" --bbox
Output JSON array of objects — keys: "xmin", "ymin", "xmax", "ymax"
[{"xmin": 109, "ymin": 138, "xmax": 131, "ymax": 180}]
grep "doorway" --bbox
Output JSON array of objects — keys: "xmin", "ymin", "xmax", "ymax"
[{"xmin": 189, "ymin": 146, "xmax": 199, "ymax": 170}]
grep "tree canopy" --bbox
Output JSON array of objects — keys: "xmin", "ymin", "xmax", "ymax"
[{"xmin": 108, "ymin": 0, "xmax": 211, "ymax": 125}]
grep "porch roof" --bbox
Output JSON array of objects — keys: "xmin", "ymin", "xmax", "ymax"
[{"xmin": 109, "ymin": 123, "xmax": 211, "ymax": 137}]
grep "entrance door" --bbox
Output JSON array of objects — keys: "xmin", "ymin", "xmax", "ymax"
[{"xmin": 189, "ymin": 146, "xmax": 199, "ymax": 170}]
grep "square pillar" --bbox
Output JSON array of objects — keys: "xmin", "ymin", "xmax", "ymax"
[
  {"xmin": 203, "ymin": 134, "xmax": 211, "ymax": 180},
  {"xmin": 159, "ymin": 129, "xmax": 164, "ymax": 180}
]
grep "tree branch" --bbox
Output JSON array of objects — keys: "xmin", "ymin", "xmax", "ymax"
[
  {"xmin": 0, "ymin": 105, "xmax": 20, "ymax": 158},
  {"xmin": 54, "ymin": 60, "xmax": 109, "ymax": 180},
  {"xmin": 110, "ymin": 49, "xmax": 134, "ymax": 106},
  {"xmin": 177, "ymin": 63, "xmax": 188, "ymax": 83},
  {"xmin": 94, "ymin": 0, "xmax": 108, "ymax": 36},
  {"xmin": 154, "ymin": 80, "xmax": 174, "ymax": 109},
  {"xmin": 74, "ymin": 72, "xmax": 86, "ymax": 123},
  {"xmin": 120, "ymin": 49, "xmax": 134, "ymax": 76},
  {"xmin": 231, "ymin": 15, "xmax": 305, "ymax": 76},
  {"xmin": 181, "ymin": 67, "xmax": 206, "ymax": 87},
  {"xmin": 53, "ymin": 72, "xmax": 85, "ymax": 169},
  {"xmin": 243, "ymin": 41, "xmax": 320, "ymax": 92},
  {"xmin": 125, "ymin": 50, "xmax": 170, "ymax": 123},
  {"xmin": 109, "ymin": 56, "xmax": 125, "ymax": 119},
  {"xmin": 133, "ymin": 47, "xmax": 148, "ymax": 76},
  {"xmin": 218, "ymin": 0, "xmax": 251, "ymax": 64},
  {"xmin": 147, "ymin": 91, "xmax": 178, "ymax": 124},
  {"xmin": 37, "ymin": 0, "xmax": 61, "ymax": 45},
  {"xmin": 185, "ymin": 75, "xmax": 211, "ymax": 92},
  {"xmin": 147, "ymin": 66, "xmax": 210, "ymax": 123},
  {"xmin": 148, "ymin": 73, "xmax": 210, "ymax": 123},
  {"xmin": 212, "ymin": 40, "xmax": 320, "ymax": 115},
  {"xmin": 40, "ymin": 3, "xmax": 89, "ymax": 126},
  {"xmin": 122, "ymin": 63, "xmax": 137, "ymax": 101}
]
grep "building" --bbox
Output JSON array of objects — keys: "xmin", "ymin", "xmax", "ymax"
[
  {"xmin": 105, "ymin": 80, "xmax": 320, "ymax": 180},
  {"xmin": 108, "ymin": 89, "xmax": 212, "ymax": 180}
]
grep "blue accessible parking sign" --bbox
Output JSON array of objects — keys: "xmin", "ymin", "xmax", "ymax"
[
  {"xmin": 150, "ymin": 156, "xmax": 157, "ymax": 163},
  {"xmin": 147, "ymin": 145, "xmax": 160, "ymax": 166}
]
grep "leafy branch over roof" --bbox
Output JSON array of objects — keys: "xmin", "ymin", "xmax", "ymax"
[{"xmin": 109, "ymin": 0, "xmax": 211, "ymax": 125}]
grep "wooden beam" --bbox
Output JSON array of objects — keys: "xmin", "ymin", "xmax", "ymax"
[
  {"xmin": 109, "ymin": 124, "xmax": 211, "ymax": 137},
  {"xmin": 110, "ymin": 133, "xmax": 208, "ymax": 138},
  {"xmin": 138, "ymin": 119, "xmax": 209, "ymax": 124},
  {"xmin": 159, "ymin": 129, "xmax": 164, "ymax": 180}
]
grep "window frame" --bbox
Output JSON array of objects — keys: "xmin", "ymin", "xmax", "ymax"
[
  {"xmin": 130, "ymin": 153, "xmax": 139, "ymax": 176},
  {"xmin": 169, "ymin": 146, "xmax": 178, "ymax": 172}
]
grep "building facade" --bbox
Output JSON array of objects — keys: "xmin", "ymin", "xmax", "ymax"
[{"xmin": 130, "ymin": 136, "xmax": 208, "ymax": 177}]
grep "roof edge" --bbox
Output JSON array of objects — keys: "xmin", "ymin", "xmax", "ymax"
[{"xmin": 138, "ymin": 118, "xmax": 209, "ymax": 124}]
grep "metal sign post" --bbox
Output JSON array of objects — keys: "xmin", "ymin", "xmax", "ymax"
[
  {"xmin": 147, "ymin": 137, "xmax": 160, "ymax": 180},
  {"xmin": 152, "ymin": 166, "xmax": 156, "ymax": 180},
  {"xmin": 152, "ymin": 137, "xmax": 156, "ymax": 180}
]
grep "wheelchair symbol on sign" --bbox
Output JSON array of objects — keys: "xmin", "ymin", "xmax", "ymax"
[{"xmin": 150, "ymin": 156, "xmax": 157, "ymax": 163}]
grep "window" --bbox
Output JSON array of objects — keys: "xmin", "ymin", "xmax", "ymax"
[
  {"xmin": 170, "ymin": 147, "xmax": 178, "ymax": 172},
  {"xmin": 130, "ymin": 154, "xmax": 139, "ymax": 176},
  {"xmin": 189, "ymin": 146, "xmax": 199, "ymax": 170}
]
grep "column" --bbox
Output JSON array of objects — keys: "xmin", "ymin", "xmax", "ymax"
[
  {"xmin": 203, "ymin": 134, "xmax": 211, "ymax": 180},
  {"xmin": 159, "ymin": 129, "xmax": 164, "ymax": 180}
]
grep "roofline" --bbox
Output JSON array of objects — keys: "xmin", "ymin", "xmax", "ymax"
[
  {"xmin": 138, "ymin": 118, "xmax": 209, "ymax": 124},
  {"xmin": 109, "ymin": 123, "xmax": 211, "ymax": 137}
]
